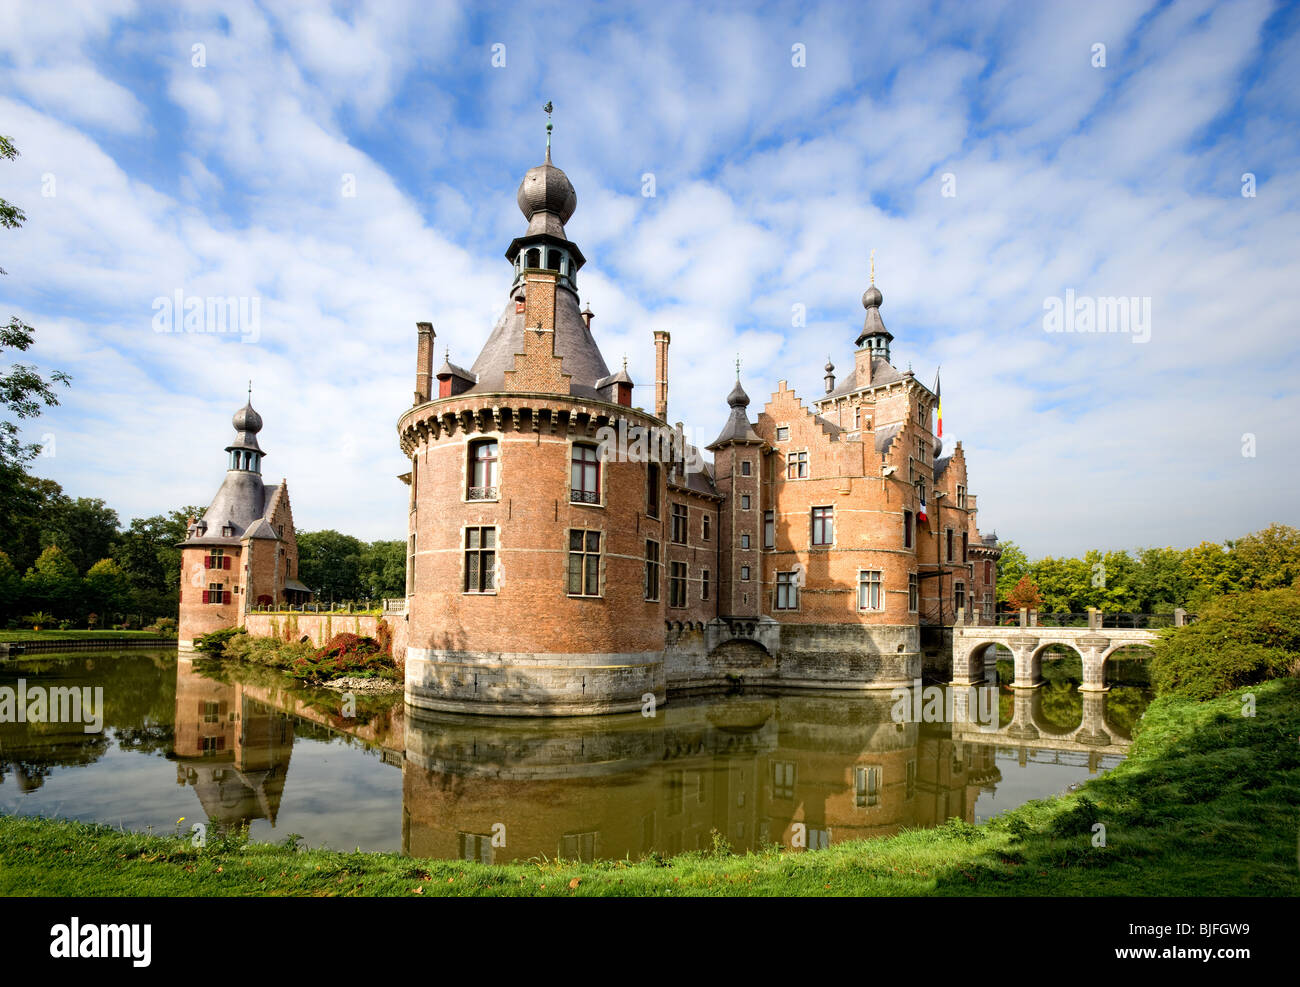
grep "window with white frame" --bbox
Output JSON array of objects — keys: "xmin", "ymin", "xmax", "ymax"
[{"xmin": 857, "ymin": 570, "xmax": 883, "ymax": 610}]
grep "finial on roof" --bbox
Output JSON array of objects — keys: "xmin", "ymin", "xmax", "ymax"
[
  {"xmin": 870, "ymin": 249, "xmax": 875, "ymax": 286},
  {"xmin": 544, "ymin": 100, "xmax": 553, "ymax": 162},
  {"xmin": 735, "ymin": 353, "xmax": 741, "ymax": 379},
  {"xmin": 623, "ymin": 354, "xmax": 628, "ymax": 371}
]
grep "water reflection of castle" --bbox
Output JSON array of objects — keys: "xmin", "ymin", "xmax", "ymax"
[{"xmin": 167, "ymin": 660, "xmax": 1135, "ymax": 862}]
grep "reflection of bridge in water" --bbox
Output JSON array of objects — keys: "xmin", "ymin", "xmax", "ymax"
[{"xmin": 950, "ymin": 687, "xmax": 1133, "ymax": 761}]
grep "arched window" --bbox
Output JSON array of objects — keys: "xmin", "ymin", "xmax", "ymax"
[
  {"xmin": 525, "ymin": 248, "xmax": 540, "ymax": 268},
  {"xmin": 468, "ymin": 440, "xmax": 499, "ymax": 500},
  {"xmin": 546, "ymin": 249, "xmax": 560, "ymax": 271},
  {"xmin": 571, "ymin": 443, "xmax": 600, "ymax": 503}
]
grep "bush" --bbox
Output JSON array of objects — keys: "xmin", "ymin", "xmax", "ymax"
[
  {"xmin": 1151, "ymin": 588, "xmax": 1300, "ymax": 699},
  {"xmin": 144, "ymin": 617, "xmax": 177, "ymax": 636},
  {"xmin": 193, "ymin": 626, "xmax": 246, "ymax": 653},
  {"xmin": 289, "ymin": 633, "xmax": 397, "ymax": 683}
]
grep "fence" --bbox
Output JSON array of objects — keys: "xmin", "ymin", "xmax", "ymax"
[{"xmin": 247, "ymin": 598, "xmax": 407, "ymax": 616}]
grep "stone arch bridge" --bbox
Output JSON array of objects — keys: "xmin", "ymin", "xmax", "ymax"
[{"xmin": 951, "ymin": 622, "xmax": 1159, "ymax": 692}]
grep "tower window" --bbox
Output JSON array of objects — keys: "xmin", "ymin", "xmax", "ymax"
[
  {"xmin": 702, "ymin": 513, "xmax": 710, "ymax": 541},
  {"xmin": 858, "ymin": 570, "xmax": 883, "ymax": 611},
  {"xmin": 903, "ymin": 510, "xmax": 913, "ymax": 548},
  {"xmin": 468, "ymin": 440, "xmax": 499, "ymax": 500},
  {"xmin": 645, "ymin": 539, "xmax": 661, "ymax": 602},
  {"xmin": 908, "ymin": 573, "xmax": 918, "ymax": 612},
  {"xmin": 811, "ymin": 506, "xmax": 833, "ymax": 546},
  {"xmin": 669, "ymin": 561, "xmax": 687, "ymax": 608},
  {"xmin": 741, "ymin": 494, "xmax": 750, "ymax": 510},
  {"xmin": 464, "ymin": 527, "xmax": 497, "ymax": 593},
  {"xmin": 775, "ymin": 571, "xmax": 799, "ymax": 610},
  {"xmin": 855, "ymin": 766, "xmax": 881, "ymax": 808},
  {"xmin": 546, "ymin": 249, "xmax": 561, "ymax": 271},
  {"xmin": 671, "ymin": 504, "xmax": 688, "ymax": 543},
  {"xmin": 567, "ymin": 529, "xmax": 602, "ymax": 597},
  {"xmin": 701, "ymin": 569, "xmax": 710, "ymax": 601},
  {"xmin": 525, "ymin": 248, "xmax": 540, "ymax": 268},
  {"xmin": 955, "ymin": 581, "xmax": 966, "ymax": 613},
  {"xmin": 984, "ymin": 560, "xmax": 993, "ymax": 583},
  {"xmin": 571, "ymin": 444, "xmax": 601, "ymax": 504},
  {"xmin": 764, "ymin": 510, "xmax": 775, "ymax": 549},
  {"xmin": 647, "ymin": 463, "xmax": 660, "ymax": 518},
  {"xmin": 741, "ymin": 534, "xmax": 750, "ymax": 550},
  {"xmin": 741, "ymin": 566, "xmax": 750, "ymax": 581},
  {"xmin": 946, "ymin": 528, "xmax": 954, "ymax": 562},
  {"xmin": 962, "ymin": 531, "xmax": 968, "ymax": 562},
  {"xmin": 741, "ymin": 460, "xmax": 751, "ymax": 476}
]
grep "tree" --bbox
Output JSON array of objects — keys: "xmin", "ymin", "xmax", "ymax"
[
  {"xmin": 358, "ymin": 540, "xmax": 406, "ymax": 598},
  {"xmin": 0, "ymin": 550, "xmax": 19, "ymax": 622},
  {"xmin": 296, "ymin": 529, "xmax": 364, "ymax": 600},
  {"xmin": 84, "ymin": 558, "xmax": 131, "ymax": 619},
  {"xmin": 41, "ymin": 496, "xmax": 120, "ymax": 575},
  {"xmin": 994, "ymin": 540, "xmax": 1030, "ymax": 601},
  {"xmin": 1004, "ymin": 575, "xmax": 1043, "ymax": 614},
  {"xmin": 1229, "ymin": 523, "xmax": 1300, "ymax": 592},
  {"xmin": 1, "ymin": 136, "xmax": 70, "ymax": 473},
  {"xmin": 22, "ymin": 545, "xmax": 79, "ymax": 617}
]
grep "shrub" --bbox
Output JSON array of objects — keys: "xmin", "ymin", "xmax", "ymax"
[
  {"xmin": 1150, "ymin": 587, "xmax": 1300, "ymax": 699},
  {"xmin": 289, "ymin": 633, "xmax": 397, "ymax": 683},
  {"xmin": 193, "ymin": 626, "xmax": 246, "ymax": 653}
]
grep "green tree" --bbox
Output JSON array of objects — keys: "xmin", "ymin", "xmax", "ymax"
[
  {"xmin": 84, "ymin": 557, "xmax": 132, "ymax": 620},
  {"xmin": 358, "ymin": 540, "xmax": 406, "ymax": 598},
  {"xmin": 994, "ymin": 540, "xmax": 1030, "ymax": 601},
  {"xmin": 0, "ymin": 550, "xmax": 19, "ymax": 622},
  {"xmin": 22, "ymin": 545, "xmax": 79, "ymax": 617},
  {"xmin": 297, "ymin": 529, "xmax": 364, "ymax": 601},
  {"xmin": 41, "ymin": 496, "xmax": 120, "ymax": 575},
  {"xmin": 1229, "ymin": 523, "xmax": 1300, "ymax": 591}
]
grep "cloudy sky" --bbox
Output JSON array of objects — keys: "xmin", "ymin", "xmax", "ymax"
[{"xmin": 2, "ymin": 0, "xmax": 1296, "ymax": 557}]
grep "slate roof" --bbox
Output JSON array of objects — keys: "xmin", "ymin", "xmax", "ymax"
[
  {"xmin": 822, "ymin": 357, "xmax": 907, "ymax": 400},
  {"xmin": 934, "ymin": 455, "xmax": 952, "ymax": 480},
  {"xmin": 184, "ymin": 478, "xmax": 283, "ymax": 547},
  {"xmin": 874, "ymin": 422, "xmax": 903, "ymax": 455},
  {"xmin": 467, "ymin": 288, "xmax": 611, "ymax": 399}
]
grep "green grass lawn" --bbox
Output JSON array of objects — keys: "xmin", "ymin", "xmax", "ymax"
[
  {"xmin": 2, "ymin": 678, "xmax": 1297, "ymax": 897},
  {"xmin": 0, "ymin": 629, "xmax": 173, "ymax": 642}
]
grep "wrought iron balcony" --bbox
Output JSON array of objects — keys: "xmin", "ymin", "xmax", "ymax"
[
  {"xmin": 570, "ymin": 488, "xmax": 599, "ymax": 504},
  {"xmin": 467, "ymin": 486, "xmax": 498, "ymax": 501}
]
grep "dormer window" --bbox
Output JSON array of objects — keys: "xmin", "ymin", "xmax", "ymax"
[{"xmin": 221, "ymin": 523, "xmax": 234, "ymax": 538}]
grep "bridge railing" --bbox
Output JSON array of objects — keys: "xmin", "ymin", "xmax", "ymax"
[{"xmin": 986, "ymin": 610, "xmax": 1195, "ymax": 629}]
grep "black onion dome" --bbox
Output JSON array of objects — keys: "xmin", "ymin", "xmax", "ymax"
[
  {"xmin": 517, "ymin": 158, "xmax": 577, "ymax": 225},
  {"xmin": 232, "ymin": 402, "xmax": 263, "ymax": 433}
]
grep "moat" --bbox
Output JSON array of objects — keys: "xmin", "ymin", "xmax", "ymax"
[{"xmin": 0, "ymin": 650, "xmax": 1151, "ymax": 861}]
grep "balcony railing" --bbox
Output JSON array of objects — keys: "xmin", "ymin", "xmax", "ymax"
[
  {"xmin": 571, "ymin": 488, "xmax": 599, "ymax": 504},
  {"xmin": 467, "ymin": 486, "xmax": 498, "ymax": 501}
]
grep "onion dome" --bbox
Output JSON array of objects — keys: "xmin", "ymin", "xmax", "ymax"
[
  {"xmin": 727, "ymin": 379, "xmax": 750, "ymax": 408},
  {"xmin": 517, "ymin": 154, "xmax": 577, "ymax": 227},
  {"xmin": 232, "ymin": 402, "xmax": 263, "ymax": 434}
]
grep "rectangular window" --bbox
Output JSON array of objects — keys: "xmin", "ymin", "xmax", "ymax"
[
  {"xmin": 811, "ymin": 506, "xmax": 833, "ymax": 546},
  {"xmin": 984, "ymin": 560, "xmax": 993, "ymax": 583},
  {"xmin": 740, "ymin": 565, "xmax": 750, "ymax": 581},
  {"xmin": 763, "ymin": 510, "xmax": 775, "ymax": 550},
  {"xmin": 468, "ymin": 440, "xmax": 498, "ymax": 500},
  {"xmin": 908, "ymin": 573, "xmax": 918, "ymax": 612},
  {"xmin": 702, "ymin": 514, "xmax": 711, "ymax": 541},
  {"xmin": 786, "ymin": 451, "xmax": 808, "ymax": 479},
  {"xmin": 955, "ymin": 581, "xmax": 966, "ymax": 613},
  {"xmin": 857, "ymin": 570, "xmax": 883, "ymax": 611},
  {"xmin": 741, "ymin": 533, "xmax": 750, "ymax": 550},
  {"xmin": 741, "ymin": 494, "xmax": 750, "ymax": 510},
  {"xmin": 741, "ymin": 460, "xmax": 752, "ymax": 476},
  {"xmin": 854, "ymin": 766, "xmax": 880, "ymax": 808},
  {"xmin": 776, "ymin": 571, "xmax": 798, "ymax": 610},
  {"xmin": 647, "ymin": 462, "xmax": 660, "ymax": 518},
  {"xmin": 671, "ymin": 503, "xmax": 688, "ymax": 544},
  {"xmin": 772, "ymin": 760, "xmax": 795, "ymax": 799},
  {"xmin": 903, "ymin": 510, "xmax": 913, "ymax": 548},
  {"xmin": 946, "ymin": 528, "xmax": 954, "ymax": 562},
  {"xmin": 962, "ymin": 531, "xmax": 968, "ymax": 562},
  {"xmin": 982, "ymin": 593, "xmax": 994, "ymax": 621},
  {"xmin": 571, "ymin": 444, "xmax": 601, "ymax": 504},
  {"xmin": 203, "ymin": 701, "xmax": 219, "ymax": 724},
  {"xmin": 669, "ymin": 561, "xmax": 687, "ymax": 608},
  {"xmin": 645, "ymin": 540, "xmax": 661, "ymax": 601},
  {"xmin": 464, "ymin": 527, "xmax": 496, "ymax": 593},
  {"xmin": 775, "ymin": 426, "xmax": 790, "ymax": 442},
  {"xmin": 956, "ymin": 484, "xmax": 966, "ymax": 509},
  {"xmin": 407, "ymin": 533, "xmax": 416, "ymax": 594},
  {"xmin": 701, "ymin": 569, "xmax": 710, "ymax": 602},
  {"xmin": 917, "ymin": 438, "xmax": 926, "ymax": 461},
  {"xmin": 853, "ymin": 406, "xmax": 861, "ymax": 429},
  {"xmin": 567, "ymin": 529, "xmax": 601, "ymax": 596},
  {"xmin": 207, "ymin": 582, "xmax": 224, "ymax": 605}
]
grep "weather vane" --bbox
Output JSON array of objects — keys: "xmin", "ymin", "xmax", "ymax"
[
  {"xmin": 735, "ymin": 353, "xmax": 742, "ymax": 379},
  {"xmin": 544, "ymin": 100, "xmax": 553, "ymax": 158}
]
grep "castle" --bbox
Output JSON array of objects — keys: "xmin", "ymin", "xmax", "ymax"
[{"xmin": 394, "ymin": 137, "xmax": 1001, "ymax": 716}]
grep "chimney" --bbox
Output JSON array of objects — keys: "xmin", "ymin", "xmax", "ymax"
[
  {"xmin": 824, "ymin": 358, "xmax": 836, "ymax": 394},
  {"xmin": 855, "ymin": 344, "xmax": 873, "ymax": 388},
  {"xmin": 414, "ymin": 322, "xmax": 435, "ymax": 404},
  {"xmin": 653, "ymin": 330, "xmax": 671, "ymax": 421},
  {"xmin": 581, "ymin": 302, "xmax": 594, "ymax": 331}
]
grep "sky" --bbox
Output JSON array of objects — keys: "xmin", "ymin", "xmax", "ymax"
[{"xmin": 1, "ymin": 0, "xmax": 1297, "ymax": 558}]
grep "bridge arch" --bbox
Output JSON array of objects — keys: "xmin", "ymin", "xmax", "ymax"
[{"xmin": 953, "ymin": 639, "xmax": 1011, "ymax": 684}]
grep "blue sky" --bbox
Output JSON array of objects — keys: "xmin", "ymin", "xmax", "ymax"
[{"xmin": 1, "ymin": 0, "xmax": 1297, "ymax": 556}]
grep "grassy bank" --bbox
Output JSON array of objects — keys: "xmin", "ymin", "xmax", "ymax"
[
  {"xmin": 2, "ymin": 678, "xmax": 1296, "ymax": 897},
  {"xmin": 0, "ymin": 629, "xmax": 173, "ymax": 642}
]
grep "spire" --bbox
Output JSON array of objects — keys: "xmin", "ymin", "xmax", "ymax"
[
  {"xmin": 856, "ymin": 254, "xmax": 894, "ymax": 359},
  {"xmin": 544, "ymin": 100, "xmax": 553, "ymax": 162},
  {"xmin": 710, "ymin": 367, "xmax": 761, "ymax": 448},
  {"xmin": 227, "ymin": 393, "xmax": 265, "ymax": 473}
]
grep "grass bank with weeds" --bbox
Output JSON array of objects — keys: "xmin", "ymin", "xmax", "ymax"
[{"xmin": 2, "ymin": 678, "xmax": 1296, "ymax": 896}]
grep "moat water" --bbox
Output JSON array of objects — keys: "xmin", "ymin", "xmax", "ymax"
[{"xmin": 0, "ymin": 650, "xmax": 1151, "ymax": 861}]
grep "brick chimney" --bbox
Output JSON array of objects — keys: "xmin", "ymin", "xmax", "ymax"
[
  {"xmin": 654, "ymin": 330, "xmax": 671, "ymax": 421},
  {"xmin": 414, "ymin": 322, "xmax": 435, "ymax": 404}
]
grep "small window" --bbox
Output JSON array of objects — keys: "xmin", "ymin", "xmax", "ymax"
[
  {"xmin": 671, "ymin": 503, "xmax": 688, "ymax": 544},
  {"xmin": 702, "ymin": 514, "xmax": 711, "ymax": 541},
  {"xmin": 984, "ymin": 560, "xmax": 993, "ymax": 583},
  {"xmin": 458, "ymin": 833, "xmax": 494, "ymax": 865},
  {"xmin": 669, "ymin": 561, "xmax": 687, "ymax": 608},
  {"xmin": 811, "ymin": 506, "xmax": 833, "ymax": 546},
  {"xmin": 647, "ymin": 463, "xmax": 660, "ymax": 518},
  {"xmin": 464, "ymin": 527, "xmax": 497, "ymax": 593},
  {"xmin": 645, "ymin": 540, "xmax": 661, "ymax": 602},
  {"xmin": 908, "ymin": 573, "xmax": 918, "ymax": 612},
  {"xmin": 775, "ymin": 426, "xmax": 790, "ymax": 442},
  {"xmin": 772, "ymin": 760, "xmax": 795, "ymax": 799},
  {"xmin": 567, "ymin": 529, "xmax": 602, "ymax": 596},
  {"xmin": 962, "ymin": 531, "xmax": 969, "ymax": 562},
  {"xmin": 764, "ymin": 510, "xmax": 775, "ymax": 549},
  {"xmin": 468, "ymin": 439, "xmax": 499, "ymax": 500},
  {"xmin": 775, "ymin": 571, "xmax": 798, "ymax": 610},
  {"xmin": 853, "ymin": 406, "xmax": 861, "ymax": 429},
  {"xmin": 903, "ymin": 510, "xmax": 913, "ymax": 549},
  {"xmin": 407, "ymin": 533, "xmax": 416, "ymax": 593},
  {"xmin": 858, "ymin": 570, "xmax": 883, "ymax": 610},
  {"xmin": 741, "ymin": 494, "xmax": 750, "ymax": 510},
  {"xmin": 701, "ymin": 569, "xmax": 710, "ymax": 601},
  {"xmin": 956, "ymin": 484, "xmax": 966, "ymax": 509},
  {"xmin": 955, "ymin": 581, "xmax": 966, "ymax": 613},
  {"xmin": 740, "ymin": 460, "xmax": 752, "ymax": 476},
  {"xmin": 946, "ymin": 528, "xmax": 954, "ymax": 563},
  {"xmin": 741, "ymin": 534, "xmax": 750, "ymax": 550},
  {"xmin": 854, "ymin": 766, "xmax": 880, "ymax": 808},
  {"xmin": 786, "ymin": 451, "xmax": 808, "ymax": 479},
  {"xmin": 740, "ymin": 565, "xmax": 751, "ymax": 581},
  {"xmin": 571, "ymin": 444, "xmax": 601, "ymax": 504}
]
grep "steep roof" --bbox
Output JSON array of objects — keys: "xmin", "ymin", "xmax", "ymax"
[
  {"xmin": 466, "ymin": 288, "xmax": 611, "ymax": 399},
  {"xmin": 823, "ymin": 357, "xmax": 907, "ymax": 400}
]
